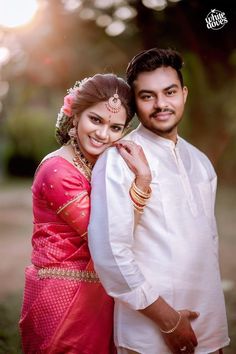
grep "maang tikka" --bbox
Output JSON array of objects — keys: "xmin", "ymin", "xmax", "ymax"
[{"xmin": 105, "ymin": 90, "xmax": 122, "ymax": 114}]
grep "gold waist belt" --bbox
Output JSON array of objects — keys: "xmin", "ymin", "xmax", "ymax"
[{"xmin": 38, "ymin": 267, "xmax": 100, "ymax": 283}]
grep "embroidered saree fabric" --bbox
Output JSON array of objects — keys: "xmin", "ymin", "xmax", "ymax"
[{"xmin": 19, "ymin": 157, "xmax": 115, "ymax": 354}]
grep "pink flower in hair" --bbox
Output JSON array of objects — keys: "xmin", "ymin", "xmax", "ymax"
[{"xmin": 62, "ymin": 94, "xmax": 74, "ymax": 117}]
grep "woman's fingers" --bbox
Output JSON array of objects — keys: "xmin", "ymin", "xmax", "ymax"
[
  {"xmin": 115, "ymin": 140, "xmax": 152, "ymax": 181},
  {"xmin": 116, "ymin": 144, "xmax": 133, "ymax": 162},
  {"xmin": 115, "ymin": 140, "xmax": 139, "ymax": 154}
]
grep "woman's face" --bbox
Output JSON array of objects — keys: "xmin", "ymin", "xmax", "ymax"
[{"xmin": 75, "ymin": 101, "xmax": 127, "ymax": 163}]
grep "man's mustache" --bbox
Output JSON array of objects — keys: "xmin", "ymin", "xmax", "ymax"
[{"xmin": 150, "ymin": 108, "xmax": 175, "ymax": 118}]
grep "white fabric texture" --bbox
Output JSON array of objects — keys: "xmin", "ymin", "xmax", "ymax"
[{"xmin": 88, "ymin": 124, "xmax": 229, "ymax": 354}]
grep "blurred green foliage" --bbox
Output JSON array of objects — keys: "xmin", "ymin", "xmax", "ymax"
[
  {"xmin": 0, "ymin": 293, "xmax": 22, "ymax": 354},
  {"xmin": 182, "ymin": 51, "xmax": 236, "ymax": 182},
  {"xmin": 2, "ymin": 82, "xmax": 59, "ymax": 176}
]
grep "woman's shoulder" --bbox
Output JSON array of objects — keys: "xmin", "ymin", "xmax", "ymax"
[
  {"xmin": 33, "ymin": 154, "xmax": 90, "ymax": 197},
  {"xmin": 34, "ymin": 150, "xmax": 84, "ymax": 186},
  {"xmin": 36, "ymin": 145, "xmax": 74, "ymax": 175},
  {"xmin": 35, "ymin": 155, "xmax": 71, "ymax": 178}
]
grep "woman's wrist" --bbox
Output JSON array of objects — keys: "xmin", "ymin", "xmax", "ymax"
[
  {"xmin": 129, "ymin": 179, "xmax": 152, "ymax": 214},
  {"xmin": 135, "ymin": 175, "xmax": 151, "ymax": 193}
]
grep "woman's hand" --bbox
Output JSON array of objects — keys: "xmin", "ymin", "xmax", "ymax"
[{"xmin": 114, "ymin": 140, "xmax": 152, "ymax": 192}]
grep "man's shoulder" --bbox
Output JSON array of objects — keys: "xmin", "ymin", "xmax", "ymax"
[
  {"xmin": 180, "ymin": 137, "xmax": 216, "ymax": 176},
  {"xmin": 93, "ymin": 146, "xmax": 131, "ymax": 179},
  {"xmin": 181, "ymin": 137, "xmax": 210, "ymax": 161},
  {"xmin": 98, "ymin": 146, "xmax": 123, "ymax": 163}
]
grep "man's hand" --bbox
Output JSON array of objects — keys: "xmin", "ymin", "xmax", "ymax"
[
  {"xmin": 161, "ymin": 309, "xmax": 199, "ymax": 354},
  {"xmin": 139, "ymin": 297, "xmax": 199, "ymax": 354}
]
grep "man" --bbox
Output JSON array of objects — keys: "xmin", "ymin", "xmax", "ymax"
[{"xmin": 88, "ymin": 48, "xmax": 229, "ymax": 354}]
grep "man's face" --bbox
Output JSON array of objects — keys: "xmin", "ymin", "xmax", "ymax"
[{"xmin": 133, "ymin": 66, "xmax": 188, "ymax": 142}]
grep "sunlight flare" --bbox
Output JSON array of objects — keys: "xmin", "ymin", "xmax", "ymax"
[{"xmin": 0, "ymin": 0, "xmax": 39, "ymax": 28}]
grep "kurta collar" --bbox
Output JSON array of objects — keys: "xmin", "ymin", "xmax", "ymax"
[{"xmin": 136, "ymin": 124, "xmax": 179, "ymax": 149}]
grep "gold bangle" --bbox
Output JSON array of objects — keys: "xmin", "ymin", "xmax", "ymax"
[
  {"xmin": 130, "ymin": 188, "xmax": 148, "ymax": 206},
  {"xmin": 134, "ymin": 204, "xmax": 144, "ymax": 214},
  {"xmin": 129, "ymin": 180, "xmax": 151, "ymax": 214},
  {"xmin": 159, "ymin": 312, "xmax": 182, "ymax": 334},
  {"xmin": 132, "ymin": 181, "xmax": 152, "ymax": 199},
  {"xmin": 133, "ymin": 204, "xmax": 144, "ymax": 214},
  {"xmin": 130, "ymin": 195, "xmax": 145, "ymax": 213}
]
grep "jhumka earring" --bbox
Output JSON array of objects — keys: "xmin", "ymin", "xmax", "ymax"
[
  {"xmin": 68, "ymin": 127, "xmax": 77, "ymax": 139},
  {"xmin": 105, "ymin": 90, "xmax": 122, "ymax": 113}
]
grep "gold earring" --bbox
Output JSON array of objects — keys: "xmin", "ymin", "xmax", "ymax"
[{"xmin": 68, "ymin": 127, "xmax": 76, "ymax": 139}]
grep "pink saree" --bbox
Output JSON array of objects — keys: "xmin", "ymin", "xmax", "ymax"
[{"xmin": 19, "ymin": 157, "xmax": 116, "ymax": 354}]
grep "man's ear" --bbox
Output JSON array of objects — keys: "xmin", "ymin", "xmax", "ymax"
[{"xmin": 183, "ymin": 86, "xmax": 188, "ymax": 103}]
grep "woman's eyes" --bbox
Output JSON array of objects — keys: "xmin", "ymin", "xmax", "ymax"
[
  {"xmin": 89, "ymin": 116, "xmax": 101, "ymax": 124},
  {"xmin": 89, "ymin": 116, "xmax": 122, "ymax": 132},
  {"xmin": 111, "ymin": 126, "xmax": 122, "ymax": 132}
]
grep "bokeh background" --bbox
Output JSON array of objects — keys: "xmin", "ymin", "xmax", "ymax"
[{"xmin": 0, "ymin": 0, "xmax": 235, "ymax": 353}]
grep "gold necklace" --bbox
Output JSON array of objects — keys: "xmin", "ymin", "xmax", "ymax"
[{"xmin": 71, "ymin": 138, "xmax": 94, "ymax": 181}]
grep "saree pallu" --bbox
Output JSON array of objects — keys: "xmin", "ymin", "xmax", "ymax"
[{"xmin": 19, "ymin": 157, "xmax": 116, "ymax": 354}]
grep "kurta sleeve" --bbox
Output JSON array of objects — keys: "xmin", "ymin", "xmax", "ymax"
[{"xmin": 88, "ymin": 148, "xmax": 159, "ymax": 310}]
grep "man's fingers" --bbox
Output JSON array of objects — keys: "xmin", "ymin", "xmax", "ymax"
[
  {"xmin": 181, "ymin": 309, "xmax": 199, "ymax": 320},
  {"xmin": 188, "ymin": 311, "xmax": 200, "ymax": 320}
]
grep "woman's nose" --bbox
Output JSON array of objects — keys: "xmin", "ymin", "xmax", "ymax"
[{"xmin": 95, "ymin": 126, "xmax": 109, "ymax": 140}]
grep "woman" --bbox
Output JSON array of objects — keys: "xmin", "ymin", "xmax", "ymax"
[{"xmin": 19, "ymin": 74, "xmax": 152, "ymax": 354}]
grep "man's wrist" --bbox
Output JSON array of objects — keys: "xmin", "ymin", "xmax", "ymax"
[
  {"xmin": 139, "ymin": 296, "xmax": 180, "ymax": 331},
  {"xmin": 159, "ymin": 311, "xmax": 182, "ymax": 334}
]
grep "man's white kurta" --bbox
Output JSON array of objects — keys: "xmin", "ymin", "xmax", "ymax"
[{"xmin": 88, "ymin": 124, "xmax": 229, "ymax": 354}]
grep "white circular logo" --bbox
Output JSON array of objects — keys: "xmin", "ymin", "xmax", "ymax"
[{"xmin": 205, "ymin": 9, "xmax": 228, "ymax": 30}]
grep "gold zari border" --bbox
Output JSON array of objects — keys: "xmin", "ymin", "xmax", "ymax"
[
  {"xmin": 38, "ymin": 267, "xmax": 100, "ymax": 282},
  {"xmin": 57, "ymin": 191, "xmax": 88, "ymax": 214}
]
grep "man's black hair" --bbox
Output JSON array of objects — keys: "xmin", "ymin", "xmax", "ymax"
[{"xmin": 126, "ymin": 48, "xmax": 184, "ymax": 88}]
